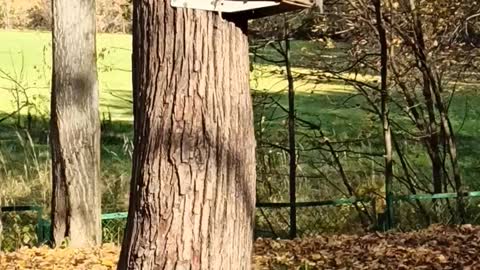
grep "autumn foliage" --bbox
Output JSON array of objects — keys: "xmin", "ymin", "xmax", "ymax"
[
  {"xmin": 254, "ymin": 225, "xmax": 480, "ymax": 269},
  {"xmin": 1, "ymin": 225, "xmax": 480, "ymax": 269}
]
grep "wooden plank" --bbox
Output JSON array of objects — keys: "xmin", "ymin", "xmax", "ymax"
[
  {"xmin": 171, "ymin": 0, "xmax": 280, "ymax": 13},
  {"xmin": 171, "ymin": 0, "xmax": 313, "ymax": 15},
  {"xmin": 282, "ymin": 0, "xmax": 313, "ymax": 8},
  {"xmin": 231, "ymin": 0, "xmax": 312, "ymax": 19}
]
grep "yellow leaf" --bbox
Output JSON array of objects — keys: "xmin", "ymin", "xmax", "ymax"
[{"xmin": 101, "ymin": 259, "xmax": 115, "ymax": 267}]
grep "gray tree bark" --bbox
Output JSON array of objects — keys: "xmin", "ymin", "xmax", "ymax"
[
  {"xmin": 118, "ymin": 1, "xmax": 256, "ymax": 269},
  {"xmin": 50, "ymin": 0, "xmax": 102, "ymax": 248}
]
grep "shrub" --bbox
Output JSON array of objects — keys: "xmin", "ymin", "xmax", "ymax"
[
  {"xmin": 1, "ymin": 0, "xmax": 132, "ymax": 33},
  {"xmin": 26, "ymin": 0, "xmax": 51, "ymax": 30}
]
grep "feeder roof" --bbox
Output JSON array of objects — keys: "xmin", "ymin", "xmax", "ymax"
[{"xmin": 171, "ymin": 0, "xmax": 314, "ymax": 19}]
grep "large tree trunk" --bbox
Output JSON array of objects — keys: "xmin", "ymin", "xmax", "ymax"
[
  {"xmin": 50, "ymin": 0, "xmax": 102, "ymax": 247},
  {"xmin": 118, "ymin": 1, "xmax": 256, "ymax": 269}
]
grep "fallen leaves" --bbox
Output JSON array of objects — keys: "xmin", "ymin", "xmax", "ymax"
[
  {"xmin": 1, "ymin": 225, "xmax": 480, "ymax": 269},
  {"xmin": 0, "ymin": 244, "xmax": 119, "ymax": 270},
  {"xmin": 253, "ymin": 224, "xmax": 480, "ymax": 269}
]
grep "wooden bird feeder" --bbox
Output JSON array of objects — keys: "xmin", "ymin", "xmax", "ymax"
[{"xmin": 171, "ymin": 0, "xmax": 314, "ymax": 19}]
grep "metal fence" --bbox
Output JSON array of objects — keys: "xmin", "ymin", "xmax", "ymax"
[
  {"xmin": 2, "ymin": 191, "xmax": 480, "ymax": 251},
  {"xmin": 0, "ymin": 206, "xmax": 48, "ymax": 251},
  {"xmin": 0, "ymin": 208, "xmax": 128, "ymax": 251}
]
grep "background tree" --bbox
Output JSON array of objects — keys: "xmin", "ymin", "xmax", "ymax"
[
  {"xmin": 326, "ymin": 0, "xmax": 475, "ymax": 224},
  {"xmin": 117, "ymin": 1, "xmax": 256, "ymax": 269},
  {"xmin": 372, "ymin": 0, "xmax": 393, "ymax": 228},
  {"xmin": 50, "ymin": 0, "xmax": 101, "ymax": 247}
]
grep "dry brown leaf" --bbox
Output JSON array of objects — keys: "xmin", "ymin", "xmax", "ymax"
[{"xmin": 1, "ymin": 225, "xmax": 480, "ymax": 269}]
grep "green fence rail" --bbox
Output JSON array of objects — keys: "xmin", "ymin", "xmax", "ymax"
[
  {"xmin": 0, "ymin": 207, "xmax": 130, "ymax": 248},
  {"xmin": 396, "ymin": 191, "xmax": 480, "ymax": 201},
  {"xmin": 2, "ymin": 191, "xmax": 480, "ymax": 249}
]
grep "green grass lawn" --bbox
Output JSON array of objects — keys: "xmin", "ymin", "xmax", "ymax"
[
  {"xmin": 0, "ymin": 31, "xmax": 353, "ymax": 122},
  {"xmin": 0, "ymin": 30, "xmax": 133, "ymax": 121}
]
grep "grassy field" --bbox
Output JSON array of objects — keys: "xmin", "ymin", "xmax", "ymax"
[
  {"xmin": 1, "ymin": 30, "xmax": 480, "ymax": 231},
  {"xmin": 0, "ymin": 31, "xmax": 355, "ymax": 121},
  {"xmin": 0, "ymin": 30, "xmax": 133, "ymax": 121}
]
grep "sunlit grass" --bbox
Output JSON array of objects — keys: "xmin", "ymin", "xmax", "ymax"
[
  {"xmin": 0, "ymin": 30, "xmax": 133, "ymax": 121},
  {"xmin": 0, "ymin": 31, "xmax": 365, "ymax": 122}
]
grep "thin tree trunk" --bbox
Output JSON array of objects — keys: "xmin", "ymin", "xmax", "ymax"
[
  {"xmin": 285, "ymin": 30, "xmax": 297, "ymax": 239},
  {"xmin": 391, "ymin": 59, "xmax": 442, "ymax": 197},
  {"xmin": 373, "ymin": 0, "xmax": 393, "ymax": 229},
  {"xmin": 392, "ymin": 134, "xmax": 431, "ymax": 225},
  {"xmin": 407, "ymin": 0, "xmax": 465, "ymax": 222},
  {"xmin": 50, "ymin": 0, "xmax": 101, "ymax": 247},
  {"xmin": 431, "ymin": 84, "xmax": 466, "ymax": 223},
  {"xmin": 407, "ymin": 0, "xmax": 444, "ymax": 195},
  {"xmin": 118, "ymin": 1, "xmax": 256, "ymax": 269}
]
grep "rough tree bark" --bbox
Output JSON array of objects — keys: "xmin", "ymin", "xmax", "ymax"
[
  {"xmin": 50, "ymin": 0, "xmax": 102, "ymax": 247},
  {"xmin": 117, "ymin": 1, "xmax": 256, "ymax": 269}
]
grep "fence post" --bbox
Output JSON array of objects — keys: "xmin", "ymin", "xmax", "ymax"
[
  {"xmin": 35, "ymin": 207, "xmax": 44, "ymax": 245},
  {"xmin": 385, "ymin": 192, "xmax": 394, "ymax": 230}
]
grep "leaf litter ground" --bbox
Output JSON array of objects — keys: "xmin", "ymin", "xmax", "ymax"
[{"xmin": 1, "ymin": 225, "xmax": 479, "ymax": 269}]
